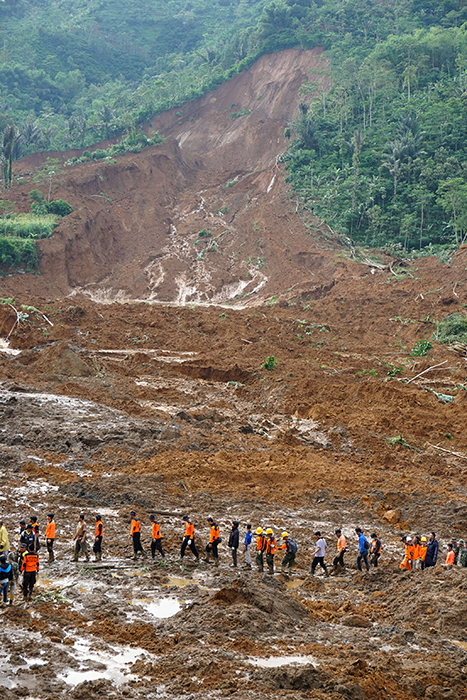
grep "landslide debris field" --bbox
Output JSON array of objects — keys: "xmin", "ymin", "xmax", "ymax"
[{"xmin": 1, "ymin": 48, "xmax": 467, "ymax": 700}]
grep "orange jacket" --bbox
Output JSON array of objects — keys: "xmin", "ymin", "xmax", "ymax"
[
  {"xmin": 446, "ymin": 550, "xmax": 455, "ymax": 566},
  {"xmin": 337, "ymin": 534, "xmax": 347, "ymax": 552},
  {"xmin": 371, "ymin": 538, "xmax": 381, "ymax": 555},
  {"xmin": 130, "ymin": 518, "xmax": 141, "ymax": 536},
  {"xmin": 406, "ymin": 543, "xmax": 414, "ymax": 560},
  {"xmin": 266, "ymin": 537, "xmax": 276, "ymax": 555},
  {"xmin": 420, "ymin": 544, "xmax": 427, "ymax": 561},
  {"xmin": 256, "ymin": 534, "xmax": 267, "ymax": 552},
  {"xmin": 152, "ymin": 522, "xmax": 161, "ymax": 539},
  {"xmin": 95, "ymin": 520, "xmax": 103, "ymax": 538},
  {"xmin": 21, "ymin": 552, "xmax": 39, "ymax": 573},
  {"xmin": 45, "ymin": 522, "xmax": 55, "ymax": 539},
  {"xmin": 210, "ymin": 524, "xmax": 220, "ymax": 543},
  {"xmin": 412, "ymin": 543, "xmax": 421, "ymax": 560},
  {"xmin": 185, "ymin": 521, "xmax": 194, "ymax": 538}
]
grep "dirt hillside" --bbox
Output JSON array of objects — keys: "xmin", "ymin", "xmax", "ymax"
[{"xmin": 0, "ymin": 48, "xmax": 467, "ymax": 700}]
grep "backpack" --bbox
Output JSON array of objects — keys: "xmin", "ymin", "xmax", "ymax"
[
  {"xmin": 288, "ymin": 538, "xmax": 298, "ymax": 555},
  {"xmin": 363, "ymin": 539, "xmax": 370, "ymax": 550}
]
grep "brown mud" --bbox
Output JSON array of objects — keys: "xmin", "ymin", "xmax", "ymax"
[{"xmin": 0, "ymin": 48, "xmax": 466, "ymax": 699}]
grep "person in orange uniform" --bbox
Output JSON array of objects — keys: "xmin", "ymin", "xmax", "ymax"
[
  {"xmin": 45, "ymin": 513, "xmax": 56, "ymax": 563},
  {"xmin": 205, "ymin": 517, "xmax": 221, "ymax": 567},
  {"xmin": 93, "ymin": 514, "xmax": 104, "ymax": 561},
  {"xmin": 333, "ymin": 529, "xmax": 347, "ymax": 574},
  {"xmin": 420, "ymin": 536, "xmax": 428, "ymax": 570},
  {"xmin": 256, "ymin": 527, "xmax": 267, "ymax": 572},
  {"xmin": 149, "ymin": 514, "xmax": 165, "ymax": 560},
  {"xmin": 444, "ymin": 543, "xmax": 455, "ymax": 568},
  {"xmin": 370, "ymin": 533, "xmax": 382, "ymax": 568},
  {"xmin": 265, "ymin": 528, "xmax": 276, "ymax": 575},
  {"xmin": 400, "ymin": 536, "xmax": 414, "ymax": 570},
  {"xmin": 129, "ymin": 510, "xmax": 146, "ymax": 560},
  {"xmin": 21, "ymin": 544, "xmax": 39, "ymax": 600},
  {"xmin": 180, "ymin": 515, "xmax": 199, "ymax": 562},
  {"xmin": 412, "ymin": 535, "xmax": 422, "ymax": 570}
]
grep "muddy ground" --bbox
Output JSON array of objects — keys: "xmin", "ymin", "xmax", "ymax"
[{"xmin": 0, "ymin": 47, "xmax": 467, "ymax": 699}]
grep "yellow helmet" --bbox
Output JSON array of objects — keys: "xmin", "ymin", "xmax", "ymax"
[
  {"xmin": 282, "ymin": 532, "xmax": 289, "ymax": 538},
  {"xmin": 256, "ymin": 527, "xmax": 263, "ymax": 535},
  {"xmin": 421, "ymin": 536, "xmax": 427, "ymax": 542},
  {"xmin": 266, "ymin": 528, "xmax": 273, "ymax": 535}
]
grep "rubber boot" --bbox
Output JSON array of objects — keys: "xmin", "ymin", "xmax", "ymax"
[
  {"xmin": 48, "ymin": 554, "xmax": 54, "ymax": 563},
  {"xmin": 205, "ymin": 554, "xmax": 211, "ymax": 564},
  {"xmin": 214, "ymin": 558, "xmax": 219, "ymax": 568},
  {"xmin": 9, "ymin": 594, "xmax": 13, "ymax": 606},
  {"xmin": 85, "ymin": 553, "xmax": 90, "ymax": 562},
  {"xmin": 268, "ymin": 566, "xmax": 274, "ymax": 575}
]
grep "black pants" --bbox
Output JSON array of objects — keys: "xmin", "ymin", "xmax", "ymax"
[
  {"xmin": 312, "ymin": 556, "xmax": 327, "ymax": 574},
  {"xmin": 132, "ymin": 532, "xmax": 145, "ymax": 554},
  {"xmin": 370, "ymin": 553, "xmax": 380, "ymax": 567},
  {"xmin": 206, "ymin": 541, "xmax": 219, "ymax": 558},
  {"xmin": 93, "ymin": 537, "xmax": 102, "ymax": 554},
  {"xmin": 151, "ymin": 538, "xmax": 165, "ymax": 559},
  {"xmin": 47, "ymin": 539, "xmax": 54, "ymax": 560},
  {"xmin": 22, "ymin": 572, "xmax": 36, "ymax": 597},
  {"xmin": 181, "ymin": 536, "xmax": 199, "ymax": 559},
  {"xmin": 333, "ymin": 550, "xmax": 345, "ymax": 570},
  {"xmin": 231, "ymin": 548, "xmax": 237, "ymax": 566}
]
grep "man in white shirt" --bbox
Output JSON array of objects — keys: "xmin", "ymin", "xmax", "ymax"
[{"xmin": 311, "ymin": 530, "xmax": 329, "ymax": 576}]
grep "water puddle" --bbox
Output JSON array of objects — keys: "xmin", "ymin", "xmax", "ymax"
[
  {"xmin": 166, "ymin": 576, "xmax": 192, "ymax": 587},
  {"xmin": 132, "ymin": 596, "xmax": 182, "ymax": 618},
  {"xmin": 285, "ymin": 579, "xmax": 305, "ymax": 590},
  {"xmin": 57, "ymin": 640, "xmax": 146, "ymax": 687},
  {"xmin": 248, "ymin": 655, "xmax": 317, "ymax": 668}
]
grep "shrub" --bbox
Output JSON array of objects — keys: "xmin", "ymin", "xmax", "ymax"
[
  {"xmin": 261, "ymin": 355, "xmax": 277, "ymax": 370},
  {"xmin": 91, "ymin": 149, "xmax": 108, "ymax": 160},
  {"xmin": 433, "ymin": 313, "xmax": 467, "ymax": 345},
  {"xmin": 47, "ymin": 200, "xmax": 73, "ymax": 217},
  {"xmin": 410, "ymin": 339, "xmax": 432, "ymax": 357},
  {"xmin": 198, "ymin": 229, "xmax": 211, "ymax": 238},
  {"xmin": 0, "ymin": 237, "xmax": 38, "ymax": 269}
]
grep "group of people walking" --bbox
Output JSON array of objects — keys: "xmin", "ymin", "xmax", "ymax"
[{"xmin": 0, "ymin": 512, "xmax": 464, "ymax": 605}]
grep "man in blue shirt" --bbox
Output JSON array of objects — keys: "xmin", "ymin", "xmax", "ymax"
[
  {"xmin": 355, "ymin": 527, "xmax": 370, "ymax": 572},
  {"xmin": 243, "ymin": 523, "xmax": 252, "ymax": 569}
]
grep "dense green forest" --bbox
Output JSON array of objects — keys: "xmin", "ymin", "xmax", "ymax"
[{"xmin": 3, "ymin": 0, "xmax": 467, "ymax": 251}]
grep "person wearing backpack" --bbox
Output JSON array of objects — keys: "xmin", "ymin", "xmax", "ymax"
[
  {"xmin": 355, "ymin": 527, "xmax": 370, "ymax": 572},
  {"xmin": 278, "ymin": 532, "xmax": 298, "ymax": 574}
]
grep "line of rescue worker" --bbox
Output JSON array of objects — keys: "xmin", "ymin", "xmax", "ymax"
[{"xmin": 0, "ymin": 514, "xmax": 465, "ymax": 605}]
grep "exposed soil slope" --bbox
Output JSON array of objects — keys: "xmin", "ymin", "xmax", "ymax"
[
  {"xmin": 2, "ymin": 48, "xmax": 336, "ymax": 304},
  {"xmin": 0, "ymin": 48, "xmax": 467, "ymax": 700}
]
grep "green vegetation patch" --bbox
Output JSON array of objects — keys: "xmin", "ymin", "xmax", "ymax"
[
  {"xmin": 0, "ymin": 213, "xmax": 58, "ymax": 239},
  {"xmin": 0, "ymin": 237, "xmax": 38, "ymax": 269},
  {"xmin": 433, "ymin": 313, "xmax": 467, "ymax": 345}
]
